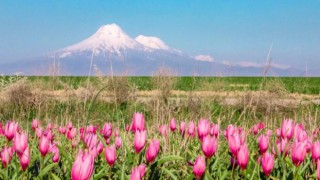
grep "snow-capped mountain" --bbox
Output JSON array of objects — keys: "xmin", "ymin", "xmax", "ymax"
[
  {"xmin": 0, "ymin": 23, "xmax": 314, "ymax": 76},
  {"xmin": 59, "ymin": 24, "xmax": 145, "ymax": 58},
  {"xmin": 135, "ymin": 35, "xmax": 170, "ymax": 50}
]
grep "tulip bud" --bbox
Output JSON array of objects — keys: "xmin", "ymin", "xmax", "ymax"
[
  {"xmin": 58, "ymin": 127, "xmax": 67, "ymax": 134},
  {"xmin": 228, "ymin": 133, "xmax": 241, "ymax": 156},
  {"xmin": 67, "ymin": 128, "xmax": 77, "ymax": 140},
  {"xmin": 19, "ymin": 146, "xmax": 30, "ymax": 171},
  {"xmin": 193, "ymin": 156, "xmax": 206, "ymax": 178},
  {"xmin": 5, "ymin": 121, "xmax": 19, "ymax": 141},
  {"xmin": 130, "ymin": 164, "xmax": 146, "ymax": 180},
  {"xmin": 1, "ymin": 146, "xmax": 13, "ymax": 168},
  {"xmin": 134, "ymin": 130, "xmax": 146, "ymax": 153},
  {"xmin": 32, "ymin": 119, "xmax": 39, "ymax": 131},
  {"xmin": 281, "ymin": 119, "xmax": 294, "ymax": 140},
  {"xmin": 159, "ymin": 125, "xmax": 168, "ymax": 137},
  {"xmin": 101, "ymin": 123, "xmax": 112, "ymax": 139},
  {"xmin": 146, "ymin": 140, "xmax": 160, "ymax": 163},
  {"xmin": 39, "ymin": 135, "xmax": 50, "ymax": 157},
  {"xmin": 258, "ymin": 135, "xmax": 269, "ymax": 154},
  {"xmin": 71, "ymin": 150, "xmax": 94, "ymax": 180},
  {"xmin": 105, "ymin": 145, "xmax": 117, "ymax": 166},
  {"xmin": 261, "ymin": 152, "xmax": 274, "ymax": 176},
  {"xmin": 170, "ymin": 118, "xmax": 176, "ymax": 132},
  {"xmin": 188, "ymin": 121, "xmax": 195, "ymax": 137},
  {"xmin": 180, "ymin": 121, "xmax": 186, "ymax": 136},
  {"xmin": 197, "ymin": 119, "xmax": 210, "ymax": 140},
  {"xmin": 115, "ymin": 136, "xmax": 122, "ymax": 149},
  {"xmin": 237, "ymin": 144, "xmax": 249, "ymax": 170},
  {"xmin": 131, "ymin": 113, "xmax": 145, "ymax": 132},
  {"xmin": 14, "ymin": 132, "xmax": 28, "ymax": 157},
  {"xmin": 313, "ymin": 141, "xmax": 320, "ymax": 161},
  {"xmin": 292, "ymin": 141, "xmax": 307, "ymax": 166},
  {"xmin": 202, "ymin": 136, "xmax": 217, "ymax": 158}
]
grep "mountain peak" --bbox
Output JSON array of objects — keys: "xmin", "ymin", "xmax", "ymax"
[
  {"xmin": 60, "ymin": 23, "xmax": 142, "ymax": 57},
  {"xmin": 95, "ymin": 23, "xmax": 125, "ymax": 37},
  {"xmin": 135, "ymin": 35, "xmax": 170, "ymax": 50}
]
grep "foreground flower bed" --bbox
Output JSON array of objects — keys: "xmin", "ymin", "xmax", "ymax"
[{"xmin": 1, "ymin": 113, "xmax": 320, "ymax": 179}]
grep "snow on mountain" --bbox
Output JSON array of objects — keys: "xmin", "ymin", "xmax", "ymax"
[
  {"xmin": 59, "ymin": 24, "xmax": 144, "ymax": 57},
  {"xmin": 135, "ymin": 35, "xmax": 170, "ymax": 50}
]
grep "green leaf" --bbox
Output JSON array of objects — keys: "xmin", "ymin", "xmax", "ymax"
[
  {"xmin": 51, "ymin": 173, "xmax": 61, "ymax": 180},
  {"xmin": 38, "ymin": 163, "xmax": 58, "ymax": 178},
  {"xmin": 93, "ymin": 166, "xmax": 107, "ymax": 180},
  {"xmin": 156, "ymin": 155, "xmax": 184, "ymax": 165},
  {"xmin": 59, "ymin": 145, "xmax": 72, "ymax": 162},
  {"xmin": 121, "ymin": 162, "xmax": 126, "ymax": 180},
  {"xmin": 161, "ymin": 167, "xmax": 177, "ymax": 180}
]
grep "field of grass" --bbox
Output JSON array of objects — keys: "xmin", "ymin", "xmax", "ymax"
[
  {"xmin": 23, "ymin": 76, "xmax": 320, "ymax": 94},
  {"xmin": 0, "ymin": 75, "xmax": 320, "ymax": 179}
]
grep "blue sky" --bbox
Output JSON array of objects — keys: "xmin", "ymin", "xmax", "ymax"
[{"xmin": 0, "ymin": 0, "xmax": 319, "ymax": 69}]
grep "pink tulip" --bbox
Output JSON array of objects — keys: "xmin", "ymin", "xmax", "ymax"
[
  {"xmin": 0, "ymin": 123, "xmax": 3, "ymax": 135},
  {"xmin": 32, "ymin": 119, "xmax": 39, "ymax": 131},
  {"xmin": 115, "ymin": 129, "xmax": 120, "ymax": 137},
  {"xmin": 266, "ymin": 129, "xmax": 273, "ymax": 137},
  {"xmin": 50, "ymin": 146, "xmax": 60, "ymax": 163},
  {"xmin": 198, "ymin": 119, "xmax": 210, "ymax": 140},
  {"xmin": 14, "ymin": 132, "xmax": 28, "ymax": 156},
  {"xmin": 101, "ymin": 123, "xmax": 113, "ymax": 139},
  {"xmin": 170, "ymin": 118, "xmax": 176, "ymax": 132},
  {"xmin": 71, "ymin": 150, "xmax": 94, "ymax": 180},
  {"xmin": 84, "ymin": 133, "xmax": 98, "ymax": 149},
  {"xmin": 105, "ymin": 145, "xmax": 117, "ymax": 166},
  {"xmin": 188, "ymin": 121, "xmax": 195, "ymax": 137},
  {"xmin": 86, "ymin": 125, "xmax": 97, "ymax": 134},
  {"xmin": 96, "ymin": 141, "xmax": 104, "ymax": 154},
  {"xmin": 131, "ymin": 113, "xmax": 146, "ymax": 132},
  {"xmin": 146, "ymin": 140, "xmax": 160, "ymax": 163},
  {"xmin": 317, "ymin": 160, "xmax": 320, "ymax": 180},
  {"xmin": 237, "ymin": 144, "xmax": 249, "ymax": 170},
  {"xmin": 180, "ymin": 121, "xmax": 186, "ymax": 136},
  {"xmin": 193, "ymin": 156, "xmax": 206, "ymax": 178},
  {"xmin": 115, "ymin": 136, "xmax": 122, "ymax": 149},
  {"xmin": 125, "ymin": 124, "xmax": 130, "ymax": 132},
  {"xmin": 47, "ymin": 123, "xmax": 54, "ymax": 130},
  {"xmin": 67, "ymin": 121, "xmax": 73, "ymax": 130},
  {"xmin": 281, "ymin": 119, "xmax": 294, "ymax": 140},
  {"xmin": 1, "ymin": 146, "xmax": 13, "ymax": 168},
  {"xmin": 275, "ymin": 138, "xmax": 290, "ymax": 156},
  {"xmin": 313, "ymin": 141, "xmax": 320, "ymax": 161},
  {"xmin": 258, "ymin": 135, "xmax": 269, "ymax": 154},
  {"xmin": 5, "ymin": 121, "xmax": 19, "ymax": 141},
  {"xmin": 19, "ymin": 146, "xmax": 30, "ymax": 171},
  {"xmin": 36, "ymin": 127, "xmax": 43, "ymax": 138},
  {"xmin": 159, "ymin": 125, "xmax": 168, "ymax": 136},
  {"xmin": 210, "ymin": 124, "xmax": 220, "ymax": 138},
  {"xmin": 134, "ymin": 130, "xmax": 146, "ymax": 153},
  {"xmin": 58, "ymin": 127, "xmax": 67, "ymax": 134},
  {"xmin": 225, "ymin": 125, "xmax": 237, "ymax": 139},
  {"xmin": 261, "ymin": 152, "xmax": 274, "ymax": 176},
  {"xmin": 276, "ymin": 128, "xmax": 281, "ymax": 137},
  {"xmin": 292, "ymin": 141, "xmax": 307, "ymax": 166},
  {"xmin": 39, "ymin": 135, "xmax": 50, "ymax": 157},
  {"xmin": 228, "ymin": 133, "xmax": 241, "ymax": 156},
  {"xmin": 130, "ymin": 164, "xmax": 146, "ymax": 180},
  {"xmin": 202, "ymin": 136, "xmax": 217, "ymax": 158},
  {"xmin": 67, "ymin": 128, "xmax": 77, "ymax": 140}
]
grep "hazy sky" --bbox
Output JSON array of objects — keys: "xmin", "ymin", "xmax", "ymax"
[{"xmin": 0, "ymin": 0, "xmax": 319, "ymax": 69}]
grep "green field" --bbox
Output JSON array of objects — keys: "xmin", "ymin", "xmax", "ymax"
[{"xmin": 24, "ymin": 76, "xmax": 320, "ymax": 94}]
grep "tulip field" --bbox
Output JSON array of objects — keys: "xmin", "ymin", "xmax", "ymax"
[{"xmin": 1, "ymin": 113, "xmax": 320, "ymax": 180}]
